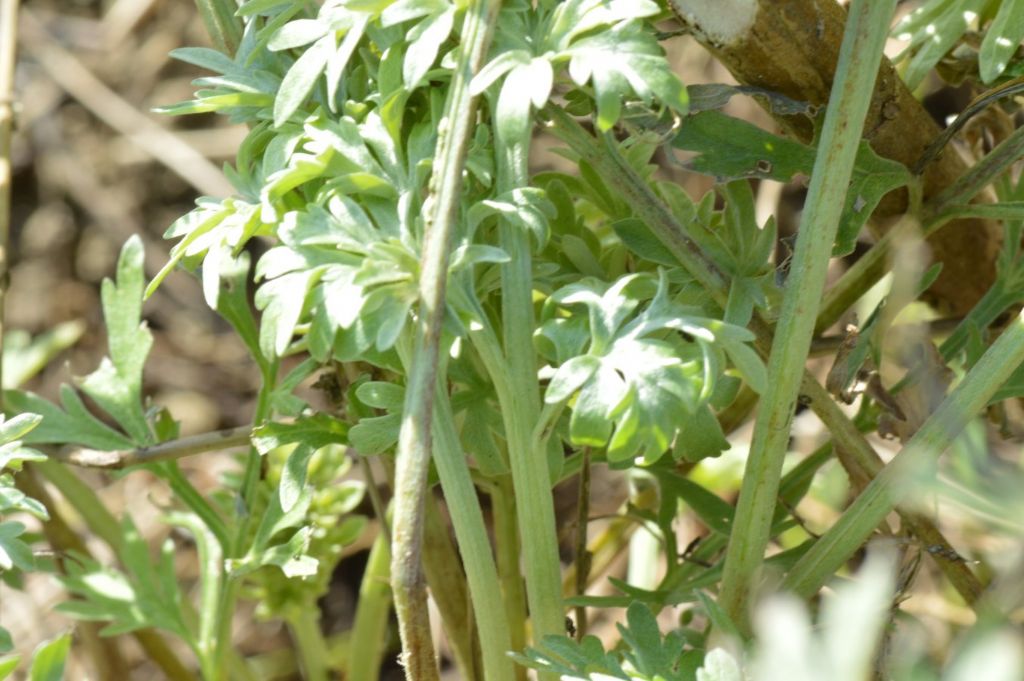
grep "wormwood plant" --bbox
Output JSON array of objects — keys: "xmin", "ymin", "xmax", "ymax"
[{"xmin": 3, "ymin": 0, "xmax": 1024, "ymax": 678}]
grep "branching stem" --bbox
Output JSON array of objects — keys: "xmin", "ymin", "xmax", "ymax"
[{"xmin": 54, "ymin": 426, "xmax": 252, "ymax": 469}]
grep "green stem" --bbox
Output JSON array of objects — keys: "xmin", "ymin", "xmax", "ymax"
[
  {"xmin": 814, "ymin": 215, "xmax": 918, "ymax": 335},
  {"xmin": 287, "ymin": 603, "xmax": 329, "ymax": 681},
  {"xmin": 34, "ymin": 459, "xmax": 125, "ymax": 552},
  {"xmin": 432, "ymin": 393, "xmax": 515, "ymax": 681},
  {"xmin": 799, "ymin": 378, "xmax": 983, "ymax": 604},
  {"xmin": 935, "ymin": 283, "xmax": 1020, "ymax": 360},
  {"xmin": 389, "ymin": 0, "xmax": 500, "ymax": 676},
  {"xmin": 468, "ymin": 312, "xmax": 564, "ymax": 652},
  {"xmin": 394, "ymin": 334, "xmax": 515, "ymax": 681},
  {"xmin": 166, "ymin": 511, "xmax": 224, "ymax": 681},
  {"xmin": 784, "ymin": 309, "xmax": 1024, "ymax": 597},
  {"xmin": 487, "ymin": 119, "xmax": 565, "ymax": 666},
  {"xmin": 717, "ymin": 0, "xmax": 898, "ymax": 627},
  {"xmin": 56, "ymin": 426, "xmax": 252, "ymax": 469},
  {"xmin": 347, "ymin": 531, "xmax": 393, "ymax": 681},
  {"xmin": 926, "ymin": 112, "xmax": 1024, "ymax": 207},
  {"xmin": 160, "ymin": 462, "xmax": 231, "ymax": 549},
  {"xmin": 490, "ymin": 476, "xmax": 527, "ymax": 679},
  {"xmin": 214, "ymin": 368, "xmax": 276, "ymax": 680}
]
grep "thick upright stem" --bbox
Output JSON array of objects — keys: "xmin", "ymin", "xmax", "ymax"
[
  {"xmin": 716, "ymin": 0, "xmax": 897, "ymax": 627},
  {"xmin": 390, "ymin": 0, "xmax": 500, "ymax": 676},
  {"xmin": 474, "ymin": 188, "xmax": 566, "ymax": 649}
]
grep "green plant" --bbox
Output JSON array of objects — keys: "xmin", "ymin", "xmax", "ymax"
[{"xmin": 3, "ymin": 0, "xmax": 1024, "ymax": 678}]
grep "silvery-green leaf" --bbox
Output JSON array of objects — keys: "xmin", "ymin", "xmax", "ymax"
[
  {"xmin": 273, "ymin": 35, "xmax": 333, "ymax": 126},
  {"xmin": 403, "ymin": 8, "xmax": 455, "ymax": 89}
]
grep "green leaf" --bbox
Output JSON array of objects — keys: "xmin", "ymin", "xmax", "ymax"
[
  {"xmin": 470, "ymin": 49, "xmax": 531, "ymax": 95},
  {"xmin": 253, "ymin": 414, "xmax": 349, "ymax": 510},
  {"xmin": 687, "ymin": 82, "xmax": 814, "ymax": 117},
  {"xmin": 169, "ymin": 46, "xmax": 236, "ymax": 74},
  {"xmin": 147, "ymin": 200, "xmax": 236, "ymax": 299},
  {"xmin": 350, "ymin": 413, "xmax": 401, "ymax": 454},
  {"xmin": 403, "ymin": 8, "xmax": 455, "ymax": 89},
  {"xmin": 617, "ymin": 602, "xmax": 684, "ymax": 676},
  {"xmin": 0, "ymin": 522, "xmax": 33, "ymax": 571},
  {"xmin": 3, "ymin": 321, "xmax": 85, "ymax": 390},
  {"xmin": 895, "ymin": 0, "xmax": 989, "ymax": 90},
  {"xmin": 77, "ymin": 236, "xmax": 153, "ymax": 444},
  {"xmin": 675, "ymin": 111, "xmax": 910, "ymax": 256},
  {"xmin": 356, "ymin": 381, "xmax": 405, "ymax": 409},
  {"xmin": 674, "ymin": 110, "xmax": 814, "ymax": 183},
  {"xmin": 836, "ymin": 143, "xmax": 911, "ymax": 257},
  {"xmin": 563, "ymin": 21, "xmax": 687, "ymax": 131},
  {"xmin": 381, "ymin": 0, "xmax": 447, "ymax": 24},
  {"xmin": 274, "ymin": 35, "xmax": 332, "ymax": 126},
  {"xmin": 29, "ymin": 633, "xmax": 71, "ymax": 681},
  {"xmin": 612, "ymin": 218, "xmax": 681, "ymax": 267},
  {"xmin": 238, "ymin": 0, "xmax": 297, "ymax": 16},
  {"xmin": 0, "ymin": 413, "xmax": 42, "ymax": 443},
  {"xmin": 2, "ymin": 388, "xmax": 134, "ymax": 451},
  {"xmin": 696, "ymin": 648, "xmax": 743, "ymax": 681},
  {"xmin": 544, "ymin": 273, "xmax": 751, "ymax": 464},
  {"xmin": 545, "ymin": 355, "xmax": 601, "ymax": 403},
  {"xmin": 495, "ymin": 60, "xmax": 538, "ymax": 144},
  {"xmin": 0, "ymin": 441, "xmax": 46, "ymax": 471},
  {"xmin": 253, "ymin": 526, "xmax": 319, "ymax": 577},
  {"xmin": 569, "ymin": 365, "xmax": 625, "ymax": 447},
  {"xmin": 209, "ymin": 251, "xmax": 267, "ymax": 372},
  {"xmin": 721, "ymin": 337, "xmax": 767, "ymax": 394},
  {"xmin": 251, "ymin": 413, "xmax": 350, "ymax": 454},
  {"xmin": 57, "ymin": 518, "xmax": 192, "ymax": 640},
  {"xmin": 468, "ymin": 187, "xmax": 554, "ymax": 247},
  {"xmin": 657, "ymin": 471, "xmax": 734, "ymax": 535},
  {"xmin": 0, "ymin": 657, "xmax": 18, "ymax": 681},
  {"xmin": 256, "ymin": 268, "xmax": 322, "ymax": 357},
  {"xmin": 327, "ymin": 15, "xmax": 370, "ymax": 105},
  {"xmin": 0, "ymin": 485, "xmax": 47, "ymax": 519},
  {"xmin": 672, "ymin": 404, "xmax": 729, "ymax": 463},
  {"xmin": 0, "ymin": 628, "xmax": 11, "ymax": 655},
  {"xmin": 280, "ymin": 444, "xmax": 315, "ymax": 511},
  {"xmin": 268, "ymin": 19, "xmax": 328, "ymax": 51},
  {"xmin": 980, "ymin": 0, "xmax": 1024, "ymax": 83}
]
